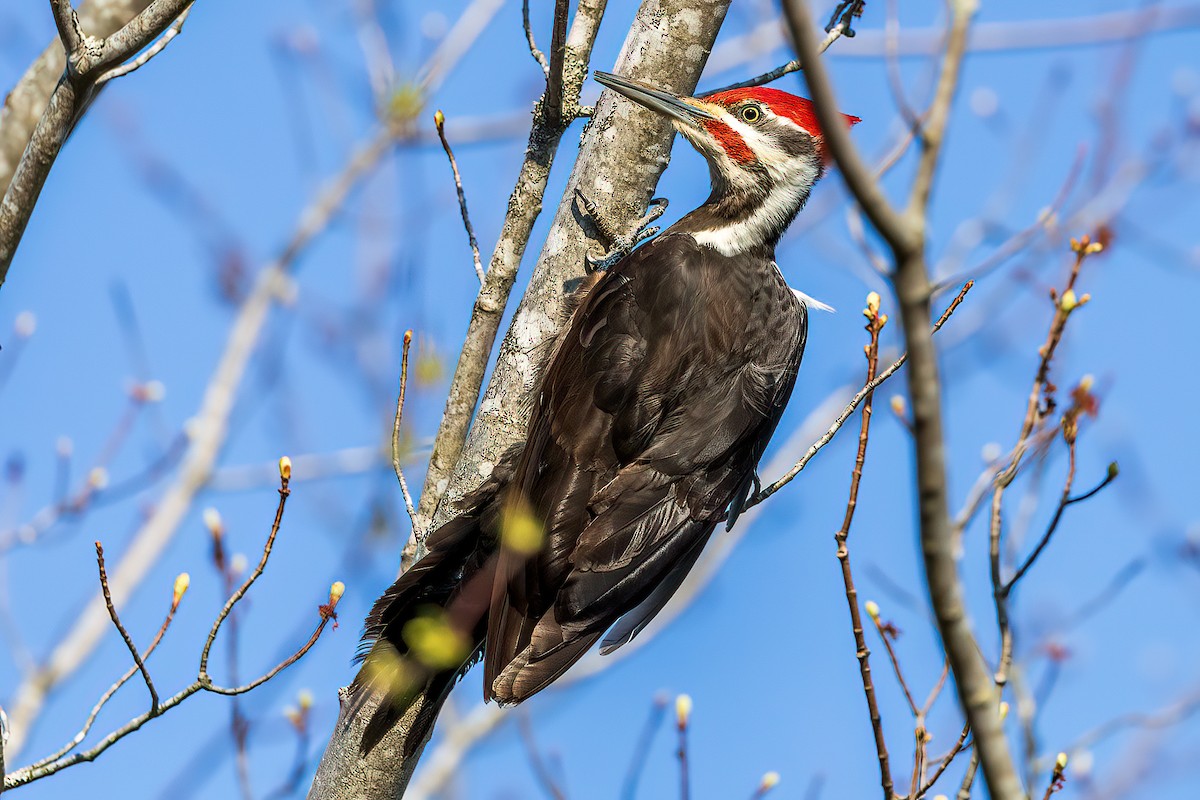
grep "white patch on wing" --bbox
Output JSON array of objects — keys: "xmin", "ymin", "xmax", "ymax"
[
  {"xmin": 770, "ymin": 260, "xmax": 836, "ymax": 312},
  {"xmin": 691, "ymin": 113, "xmax": 821, "ymax": 257},
  {"xmin": 792, "ymin": 289, "xmax": 836, "ymax": 313}
]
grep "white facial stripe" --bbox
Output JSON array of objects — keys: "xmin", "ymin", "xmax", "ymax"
[{"xmin": 689, "ymin": 109, "xmax": 822, "ymax": 256}]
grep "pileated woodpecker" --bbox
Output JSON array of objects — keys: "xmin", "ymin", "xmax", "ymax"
[{"xmin": 354, "ymin": 72, "xmax": 860, "ymax": 752}]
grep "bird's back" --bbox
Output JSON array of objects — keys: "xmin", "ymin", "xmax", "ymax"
[{"xmin": 484, "ymin": 233, "xmax": 807, "ymax": 701}]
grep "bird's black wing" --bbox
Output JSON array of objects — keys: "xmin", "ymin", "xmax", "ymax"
[{"xmin": 484, "ymin": 234, "xmax": 806, "ymax": 702}]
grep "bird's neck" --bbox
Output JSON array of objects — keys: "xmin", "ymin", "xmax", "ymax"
[{"xmin": 674, "ymin": 161, "xmax": 822, "ymax": 258}]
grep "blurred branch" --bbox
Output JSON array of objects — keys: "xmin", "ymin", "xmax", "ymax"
[
  {"xmin": 0, "ymin": 0, "xmax": 196, "ymax": 286},
  {"xmin": 2, "ymin": 126, "xmax": 396, "ymax": 760},
  {"xmin": 706, "ymin": 5, "xmax": 1200, "ymax": 77},
  {"xmin": 675, "ymin": 696, "xmax": 692, "ymax": 800},
  {"xmin": 3, "ymin": 470, "xmax": 341, "ymax": 791},
  {"xmin": 517, "ymin": 712, "xmax": 567, "ymax": 800},
  {"xmin": 784, "ymin": 2, "xmax": 1026, "ymax": 799},
  {"xmin": 621, "ymin": 694, "xmax": 668, "ymax": 800}
]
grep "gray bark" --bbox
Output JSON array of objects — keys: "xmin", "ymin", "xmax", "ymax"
[
  {"xmin": 0, "ymin": 0, "xmax": 154, "ymax": 198},
  {"xmin": 307, "ymin": 1, "xmax": 731, "ymax": 797}
]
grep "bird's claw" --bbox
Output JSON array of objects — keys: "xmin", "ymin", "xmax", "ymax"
[{"xmin": 576, "ymin": 189, "xmax": 668, "ymax": 272}]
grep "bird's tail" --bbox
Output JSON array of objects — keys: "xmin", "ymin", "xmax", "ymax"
[{"xmin": 351, "ymin": 452, "xmax": 516, "ymax": 755}]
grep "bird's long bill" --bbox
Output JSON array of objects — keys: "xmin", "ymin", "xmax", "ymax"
[{"xmin": 594, "ymin": 71, "xmax": 715, "ymax": 126}]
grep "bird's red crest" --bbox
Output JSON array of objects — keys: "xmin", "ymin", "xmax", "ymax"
[{"xmin": 705, "ymin": 87, "xmax": 861, "ymax": 138}]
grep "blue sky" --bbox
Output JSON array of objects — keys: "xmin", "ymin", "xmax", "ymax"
[{"xmin": 1, "ymin": 1, "xmax": 1199, "ymax": 798}]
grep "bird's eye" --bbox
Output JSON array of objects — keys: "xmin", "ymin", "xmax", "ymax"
[{"xmin": 740, "ymin": 105, "xmax": 762, "ymax": 123}]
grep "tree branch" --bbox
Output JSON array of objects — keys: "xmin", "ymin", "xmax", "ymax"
[
  {"xmin": 0, "ymin": 0, "xmax": 195, "ymax": 287},
  {"xmin": 784, "ymin": 2, "xmax": 1025, "ymax": 798},
  {"xmin": 95, "ymin": 542, "xmax": 160, "ymax": 716},
  {"xmin": 2, "ymin": 127, "xmax": 395, "ymax": 761},
  {"xmin": 834, "ymin": 294, "xmax": 894, "ymax": 800},
  {"xmin": 407, "ymin": 0, "xmax": 608, "ymax": 557}
]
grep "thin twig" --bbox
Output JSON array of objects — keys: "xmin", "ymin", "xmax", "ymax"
[
  {"xmin": 517, "ymin": 712, "xmax": 567, "ymax": 800},
  {"xmin": 523, "ymin": 0, "xmax": 551, "ymax": 74},
  {"xmin": 3, "ymin": 474, "xmax": 339, "ymax": 791},
  {"xmin": 25, "ymin": 584, "xmax": 182, "ymax": 772},
  {"xmin": 199, "ymin": 469, "xmax": 291, "ymax": 679},
  {"xmin": 868, "ymin": 610, "xmax": 918, "ymax": 717},
  {"xmin": 391, "ymin": 330, "xmax": 418, "ymax": 525},
  {"xmin": 990, "ymin": 239, "xmax": 1101, "ymax": 686},
  {"xmin": 922, "ymin": 659, "xmax": 951, "ymax": 716},
  {"xmin": 1005, "ymin": 461, "xmax": 1117, "ymax": 592},
  {"xmin": 920, "ymin": 723, "xmax": 971, "ymax": 796},
  {"xmin": 621, "ymin": 694, "xmax": 668, "ymax": 800},
  {"xmin": 751, "ymin": 281, "xmax": 972, "ymax": 507},
  {"xmin": 3, "ymin": 126, "xmax": 397, "ymax": 760},
  {"xmin": 95, "ymin": 542, "xmax": 159, "ymax": 716},
  {"xmin": 97, "ymin": 6, "xmax": 193, "ymax": 85},
  {"xmin": 699, "ymin": 13, "xmax": 850, "ymax": 96},
  {"xmin": 676, "ymin": 697, "xmax": 691, "ymax": 800},
  {"xmin": 833, "ymin": 294, "xmax": 893, "ymax": 800},
  {"xmin": 434, "ymin": 113, "xmax": 485, "ymax": 284}
]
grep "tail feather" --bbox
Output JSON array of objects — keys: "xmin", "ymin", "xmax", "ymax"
[{"xmin": 352, "ymin": 448, "xmax": 517, "ymax": 754}]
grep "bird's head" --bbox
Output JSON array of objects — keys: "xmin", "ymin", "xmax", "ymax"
[{"xmin": 595, "ymin": 71, "xmax": 861, "ymax": 254}]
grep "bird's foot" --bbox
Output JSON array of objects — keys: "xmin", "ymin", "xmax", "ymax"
[{"xmin": 575, "ymin": 189, "xmax": 668, "ymax": 272}]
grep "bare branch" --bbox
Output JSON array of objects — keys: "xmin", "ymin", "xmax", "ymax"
[
  {"xmin": 920, "ymin": 722, "xmax": 972, "ymax": 796},
  {"xmin": 408, "ymin": 0, "xmax": 609, "ymax": 553},
  {"xmin": 833, "ymin": 295, "xmax": 894, "ymax": 800},
  {"xmin": 523, "ymin": 0, "xmax": 551, "ymax": 74},
  {"xmin": 698, "ymin": 10, "xmax": 852, "ymax": 97},
  {"xmin": 94, "ymin": 542, "xmax": 159, "ymax": 716},
  {"xmin": 1, "ymin": 0, "xmax": 199, "ymax": 284},
  {"xmin": 3, "ymin": 474, "xmax": 337, "ymax": 791},
  {"xmin": 517, "ymin": 712, "xmax": 567, "ymax": 800},
  {"xmin": 751, "ymin": 281, "xmax": 972, "ymax": 507},
  {"xmin": 96, "ymin": 5, "xmax": 191, "ymax": 84},
  {"xmin": 785, "ymin": 1, "xmax": 1025, "ymax": 797},
  {"xmin": 392, "ymin": 330, "xmax": 418, "ymax": 527},
  {"xmin": 543, "ymin": 0, "xmax": 571, "ymax": 127},
  {"xmin": 199, "ymin": 467, "xmax": 291, "ymax": 680},
  {"xmin": 434, "ymin": 112, "xmax": 485, "ymax": 284},
  {"xmin": 50, "ymin": 1, "xmax": 84, "ymax": 56},
  {"xmin": 2, "ymin": 128, "xmax": 394, "ymax": 760}
]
